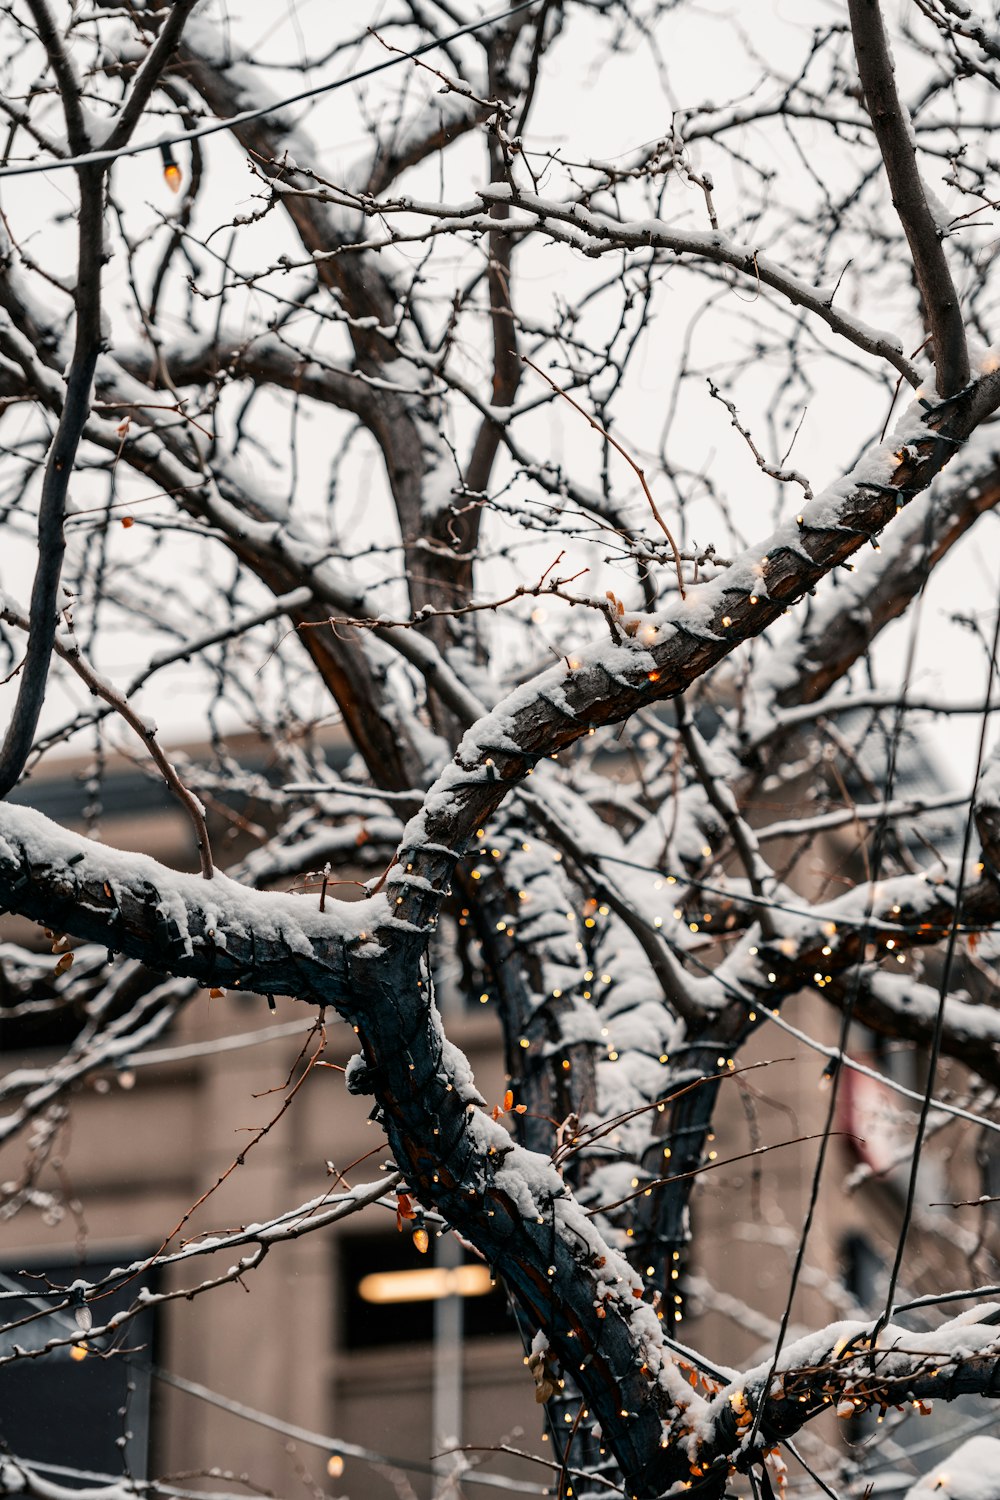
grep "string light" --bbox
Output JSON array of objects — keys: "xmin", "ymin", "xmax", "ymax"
[
  {"xmin": 159, "ymin": 143, "xmax": 182, "ymax": 192},
  {"xmin": 585, "ymin": 852, "xmax": 965, "ymax": 937}
]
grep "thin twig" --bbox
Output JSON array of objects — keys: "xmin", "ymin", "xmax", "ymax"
[
  {"xmin": 522, "ymin": 355, "xmax": 687, "ymax": 598},
  {"xmin": 848, "ymin": 0, "xmax": 969, "ymax": 395},
  {"xmin": 584, "ymin": 1131, "xmax": 857, "ymax": 1216},
  {"xmin": 707, "ymin": 379, "xmax": 813, "ymax": 500}
]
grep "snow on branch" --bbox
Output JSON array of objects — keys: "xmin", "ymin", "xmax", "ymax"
[
  {"xmin": 0, "ymin": 804, "xmax": 372, "ymax": 1002},
  {"xmin": 388, "ymin": 375, "xmax": 1000, "ymax": 913},
  {"xmin": 693, "ymin": 1307, "xmax": 1000, "ymax": 1483}
]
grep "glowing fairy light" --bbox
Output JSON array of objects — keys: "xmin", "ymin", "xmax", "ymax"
[{"xmin": 159, "ymin": 144, "xmax": 182, "ymax": 192}]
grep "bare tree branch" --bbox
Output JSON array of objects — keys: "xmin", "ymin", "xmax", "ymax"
[{"xmin": 849, "ymin": 0, "xmax": 970, "ymax": 395}]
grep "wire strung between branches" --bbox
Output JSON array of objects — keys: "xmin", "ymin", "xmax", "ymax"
[
  {"xmin": 875, "ymin": 591, "xmax": 1000, "ymax": 1338},
  {"xmin": 0, "ymin": 0, "xmax": 543, "ymax": 182}
]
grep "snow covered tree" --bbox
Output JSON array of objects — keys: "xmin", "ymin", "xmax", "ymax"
[{"xmin": 1, "ymin": 1, "xmax": 1000, "ymax": 1496}]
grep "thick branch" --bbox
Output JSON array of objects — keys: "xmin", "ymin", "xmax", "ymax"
[
  {"xmin": 173, "ymin": 38, "xmax": 485, "ymax": 728},
  {"xmin": 0, "ymin": 300, "xmax": 463, "ymax": 786},
  {"xmin": 0, "ymin": 802, "xmax": 696, "ymax": 1497},
  {"xmin": 365, "ymin": 94, "xmax": 492, "ymax": 198},
  {"xmin": 386, "ymin": 373, "xmax": 1000, "ymax": 934},
  {"xmin": 0, "ymin": 1, "xmax": 201, "ymax": 794},
  {"xmin": 762, "ymin": 459, "xmax": 1000, "ymax": 713},
  {"xmin": 838, "ymin": 969, "xmax": 1000, "ymax": 1089},
  {"xmin": 103, "ymin": 0, "xmax": 201, "ymax": 152},
  {"xmin": 118, "ymin": 333, "xmax": 377, "ymax": 423},
  {"xmin": 849, "ymin": 0, "xmax": 970, "ymax": 395},
  {"xmin": 464, "ymin": 28, "xmax": 524, "ymax": 500},
  {"xmin": 360, "ymin": 183, "xmax": 924, "ymax": 384},
  {"xmin": 0, "ymin": 9, "xmax": 105, "ymax": 798},
  {"xmin": 693, "ymin": 1308, "xmax": 1000, "ymax": 1489},
  {"xmin": 0, "ymin": 804, "xmax": 364, "ymax": 998}
]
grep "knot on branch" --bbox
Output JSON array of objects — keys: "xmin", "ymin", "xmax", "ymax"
[{"xmin": 344, "ymin": 1052, "xmax": 376, "ymax": 1096}]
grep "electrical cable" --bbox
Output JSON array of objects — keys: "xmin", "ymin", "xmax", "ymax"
[
  {"xmin": 0, "ymin": 0, "xmax": 541, "ymax": 182},
  {"xmin": 875, "ymin": 591, "xmax": 1000, "ymax": 1337}
]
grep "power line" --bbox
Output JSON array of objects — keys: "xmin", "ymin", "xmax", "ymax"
[
  {"xmin": 151, "ymin": 1363, "xmax": 548, "ymax": 1495},
  {"xmin": 0, "ymin": 1, "xmax": 540, "ymax": 182},
  {"xmin": 876, "ymin": 593, "xmax": 1000, "ymax": 1335}
]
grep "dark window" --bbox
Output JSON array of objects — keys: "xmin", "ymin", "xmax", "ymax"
[
  {"xmin": 0, "ymin": 955, "xmax": 89, "ymax": 1052},
  {"xmin": 340, "ymin": 1232, "xmax": 516, "ymax": 1350},
  {"xmin": 842, "ymin": 1232, "xmax": 882, "ymax": 1307},
  {"xmin": 0, "ymin": 1256, "xmax": 156, "ymax": 1483}
]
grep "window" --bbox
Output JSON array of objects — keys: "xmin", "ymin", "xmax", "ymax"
[
  {"xmin": 0, "ymin": 1256, "xmax": 156, "ymax": 1482},
  {"xmin": 340, "ymin": 1233, "xmax": 516, "ymax": 1350}
]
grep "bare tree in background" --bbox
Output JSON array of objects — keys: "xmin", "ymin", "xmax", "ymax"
[{"xmin": 2, "ymin": 1, "xmax": 1000, "ymax": 1496}]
